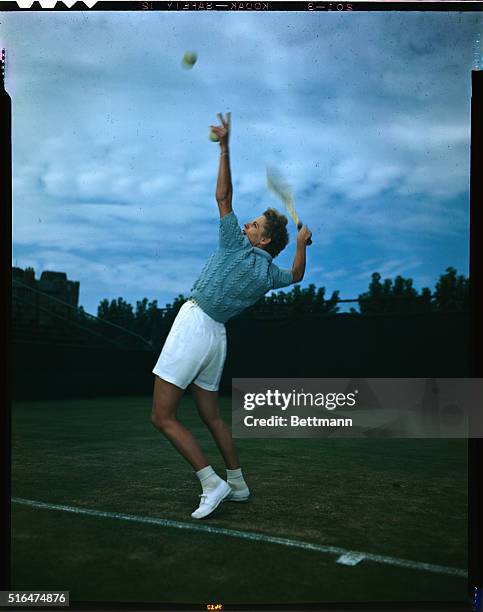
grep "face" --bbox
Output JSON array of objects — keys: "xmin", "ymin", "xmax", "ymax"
[{"xmin": 242, "ymin": 215, "xmax": 272, "ymax": 249}]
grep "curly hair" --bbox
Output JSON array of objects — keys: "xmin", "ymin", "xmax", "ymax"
[{"xmin": 262, "ymin": 208, "xmax": 289, "ymax": 258}]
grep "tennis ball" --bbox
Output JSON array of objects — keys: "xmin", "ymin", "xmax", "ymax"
[
  {"xmin": 182, "ymin": 51, "xmax": 197, "ymax": 69},
  {"xmin": 209, "ymin": 130, "xmax": 220, "ymax": 142}
]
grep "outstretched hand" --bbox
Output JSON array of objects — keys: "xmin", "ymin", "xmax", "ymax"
[{"xmin": 210, "ymin": 112, "xmax": 231, "ymax": 148}]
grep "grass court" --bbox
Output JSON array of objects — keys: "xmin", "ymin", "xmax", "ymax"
[{"xmin": 11, "ymin": 395, "xmax": 468, "ymax": 605}]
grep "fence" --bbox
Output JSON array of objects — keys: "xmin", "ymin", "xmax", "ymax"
[
  {"xmin": 12, "ymin": 279, "xmax": 152, "ymax": 350},
  {"xmin": 12, "ymin": 308, "xmax": 470, "ymax": 400}
]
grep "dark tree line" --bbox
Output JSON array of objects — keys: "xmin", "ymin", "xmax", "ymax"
[
  {"xmin": 357, "ymin": 267, "xmax": 469, "ymax": 314},
  {"xmin": 95, "ymin": 267, "xmax": 469, "ymax": 341},
  {"xmin": 244, "ymin": 284, "xmax": 340, "ymax": 317},
  {"xmin": 96, "ymin": 294, "xmax": 187, "ymax": 344}
]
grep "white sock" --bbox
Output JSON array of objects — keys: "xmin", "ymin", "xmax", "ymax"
[
  {"xmin": 226, "ymin": 468, "xmax": 248, "ymax": 492},
  {"xmin": 196, "ymin": 465, "xmax": 222, "ymax": 493}
]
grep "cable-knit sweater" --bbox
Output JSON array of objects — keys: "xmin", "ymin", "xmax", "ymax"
[{"xmin": 190, "ymin": 211, "xmax": 293, "ymax": 323}]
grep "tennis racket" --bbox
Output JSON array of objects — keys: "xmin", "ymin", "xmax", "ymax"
[{"xmin": 266, "ymin": 166, "xmax": 312, "ymax": 246}]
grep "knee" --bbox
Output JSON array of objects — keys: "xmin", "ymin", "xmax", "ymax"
[
  {"xmin": 150, "ymin": 410, "xmax": 175, "ymax": 433},
  {"xmin": 150, "ymin": 411, "xmax": 161, "ymax": 430}
]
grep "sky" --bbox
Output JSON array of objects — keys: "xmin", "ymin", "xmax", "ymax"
[{"xmin": 2, "ymin": 9, "xmax": 481, "ymax": 315}]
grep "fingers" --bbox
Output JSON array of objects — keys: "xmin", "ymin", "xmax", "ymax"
[
  {"xmin": 210, "ymin": 126, "xmax": 226, "ymax": 139},
  {"xmin": 298, "ymin": 224, "xmax": 312, "ymax": 242},
  {"xmin": 216, "ymin": 112, "xmax": 231, "ymax": 129}
]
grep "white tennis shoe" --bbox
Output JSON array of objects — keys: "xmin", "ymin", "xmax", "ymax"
[
  {"xmin": 224, "ymin": 484, "xmax": 250, "ymax": 502},
  {"xmin": 191, "ymin": 480, "xmax": 231, "ymax": 519}
]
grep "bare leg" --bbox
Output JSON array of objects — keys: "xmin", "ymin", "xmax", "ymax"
[
  {"xmin": 151, "ymin": 376, "xmax": 209, "ymax": 471},
  {"xmin": 190, "ymin": 383, "xmax": 240, "ymax": 470}
]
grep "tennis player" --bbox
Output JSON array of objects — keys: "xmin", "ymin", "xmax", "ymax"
[{"xmin": 151, "ymin": 112, "xmax": 312, "ymax": 519}]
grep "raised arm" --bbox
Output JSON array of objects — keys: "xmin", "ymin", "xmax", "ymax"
[
  {"xmin": 291, "ymin": 225, "xmax": 312, "ymax": 283},
  {"xmin": 210, "ymin": 112, "xmax": 233, "ymax": 218}
]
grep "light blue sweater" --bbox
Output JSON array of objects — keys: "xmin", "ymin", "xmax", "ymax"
[{"xmin": 190, "ymin": 211, "xmax": 293, "ymax": 323}]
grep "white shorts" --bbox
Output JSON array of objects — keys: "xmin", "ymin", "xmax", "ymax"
[{"xmin": 152, "ymin": 300, "xmax": 227, "ymax": 392}]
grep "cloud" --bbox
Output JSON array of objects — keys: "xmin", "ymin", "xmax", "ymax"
[
  {"xmin": 4, "ymin": 10, "xmax": 475, "ymax": 314},
  {"xmin": 355, "ymin": 257, "xmax": 424, "ymax": 281}
]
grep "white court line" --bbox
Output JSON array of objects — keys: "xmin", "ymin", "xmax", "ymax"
[{"xmin": 12, "ymin": 497, "xmax": 467, "ymax": 579}]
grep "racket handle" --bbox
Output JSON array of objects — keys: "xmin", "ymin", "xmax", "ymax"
[{"xmin": 297, "ymin": 222, "xmax": 312, "ymax": 246}]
